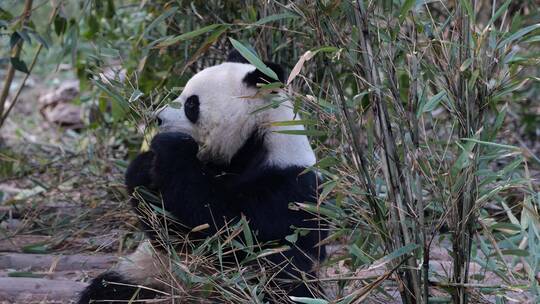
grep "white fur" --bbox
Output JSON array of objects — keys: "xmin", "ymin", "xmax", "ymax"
[
  {"xmin": 157, "ymin": 62, "xmax": 316, "ymax": 168},
  {"xmin": 115, "ymin": 240, "xmax": 164, "ymax": 287}
]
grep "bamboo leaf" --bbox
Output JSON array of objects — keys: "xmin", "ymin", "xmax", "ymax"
[
  {"xmin": 371, "ymin": 243, "xmax": 419, "ymax": 269},
  {"xmin": 10, "ymin": 57, "xmax": 29, "ymax": 74},
  {"xmin": 143, "ymin": 7, "xmax": 178, "ymax": 37},
  {"xmin": 54, "ymin": 15, "xmax": 67, "ymax": 36},
  {"xmin": 399, "ymin": 0, "xmax": 415, "ymax": 23},
  {"xmin": 158, "ymin": 24, "xmax": 223, "ymax": 47},
  {"xmin": 22, "ymin": 243, "xmax": 50, "ymax": 254},
  {"xmin": 240, "ymin": 216, "xmax": 253, "ymax": 250},
  {"xmin": 451, "ymin": 140, "xmax": 476, "ymax": 177},
  {"xmin": 498, "ymin": 23, "xmax": 540, "ymax": 48},
  {"xmin": 8, "ymin": 272, "xmax": 45, "ymax": 278},
  {"xmin": 422, "ymin": 91, "xmax": 446, "ymax": 112},
  {"xmin": 270, "ymin": 119, "xmax": 317, "ymax": 127},
  {"xmin": 498, "ymin": 249, "xmax": 529, "ymax": 257},
  {"xmin": 229, "ymin": 38, "xmax": 279, "ymax": 81},
  {"xmin": 485, "ymin": 0, "xmax": 511, "ymax": 29},
  {"xmin": 290, "ymin": 297, "xmax": 329, "ymax": 304},
  {"xmin": 254, "ymin": 13, "xmax": 297, "ymax": 25},
  {"xmin": 459, "ymin": 0, "xmax": 474, "ymax": 22},
  {"xmin": 461, "ymin": 138, "xmax": 519, "ymax": 150},
  {"xmin": 320, "ymin": 180, "xmax": 337, "ymax": 201},
  {"xmin": 273, "ymin": 129, "xmax": 326, "ymax": 136},
  {"xmin": 459, "ymin": 58, "xmax": 473, "ymax": 72}
]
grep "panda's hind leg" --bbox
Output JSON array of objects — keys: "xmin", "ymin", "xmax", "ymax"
[
  {"xmin": 77, "ymin": 241, "xmax": 163, "ymax": 304},
  {"xmin": 77, "ymin": 271, "xmax": 158, "ymax": 304}
]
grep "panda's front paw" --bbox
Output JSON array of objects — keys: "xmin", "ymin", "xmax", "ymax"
[
  {"xmin": 150, "ymin": 132, "xmax": 199, "ymax": 168},
  {"xmin": 150, "ymin": 132, "xmax": 198, "ymax": 157},
  {"xmin": 125, "ymin": 151, "xmax": 156, "ymax": 193}
]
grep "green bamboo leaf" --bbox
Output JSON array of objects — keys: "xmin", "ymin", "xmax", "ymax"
[
  {"xmin": 22, "ymin": 243, "xmax": 50, "ymax": 254},
  {"xmin": 229, "ymin": 38, "xmax": 279, "ymax": 81},
  {"xmin": 54, "ymin": 15, "xmax": 67, "ymax": 36},
  {"xmin": 16, "ymin": 30, "xmax": 31, "ymax": 45},
  {"xmin": 498, "ymin": 23, "xmax": 540, "ymax": 48},
  {"xmin": 94, "ymin": 80, "xmax": 129, "ymax": 120},
  {"xmin": 399, "ymin": 0, "xmax": 415, "ymax": 23},
  {"xmin": 10, "ymin": 57, "xmax": 29, "ymax": 74},
  {"xmin": 270, "ymin": 119, "xmax": 317, "ymax": 127},
  {"xmin": 143, "ymin": 7, "xmax": 178, "ymax": 37},
  {"xmin": 315, "ymin": 156, "xmax": 339, "ymax": 169},
  {"xmin": 274, "ymin": 129, "xmax": 326, "ymax": 137},
  {"xmin": 320, "ymin": 180, "xmax": 337, "ymax": 201},
  {"xmin": 94, "ymin": 81, "xmax": 127, "ymax": 109},
  {"xmin": 254, "ymin": 13, "xmax": 297, "ymax": 25},
  {"xmin": 30, "ymin": 32, "xmax": 50, "ymax": 49},
  {"xmin": 285, "ymin": 232, "xmax": 298, "ymax": 244},
  {"xmin": 10, "ymin": 32, "xmax": 20, "ymax": 48},
  {"xmin": 158, "ymin": 24, "xmax": 223, "ymax": 47},
  {"xmin": 294, "ymin": 202, "xmax": 340, "ymax": 219},
  {"xmin": 148, "ymin": 202, "xmax": 179, "ymax": 220},
  {"xmin": 8, "ymin": 272, "xmax": 45, "ymax": 278},
  {"xmin": 498, "ymin": 249, "xmax": 529, "ymax": 257},
  {"xmin": 129, "ymin": 90, "xmax": 144, "ymax": 103},
  {"xmin": 485, "ymin": 0, "xmax": 511, "ymax": 29},
  {"xmin": 461, "ymin": 138, "xmax": 519, "ymax": 150},
  {"xmin": 258, "ymin": 82, "xmax": 283, "ymax": 90},
  {"xmin": 423, "ymin": 91, "xmax": 446, "ymax": 112},
  {"xmin": 523, "ymin": 35, "xmax": 540, "ymax": 43},
  {"xmin": 0, "ymin": 8, "xmax": 14, "ymax": 21},
  {"xmin": 459, "ymin": 58, "xmax": 473, "ymax": 72},
  {"xmin": 240, "ymin": 216, "xmax": 254, "ymax": 251},
  {"xmin": 451, "ymin": 140, "xmax": 476, "ymax": 177},
  {"xmin": 459, "ymin": 0, "xmax": 474, "ymax": 22},
  {"xmin": 371, "ymin": 243, "xmax": 419, "ymax": 269},
  {"xmin": 290, "ymin": 297, "xmax": 329, "ymax": 304},
  {"xmin": 491, "ymin": 222, "xmax": 521, "ymax": 233}
]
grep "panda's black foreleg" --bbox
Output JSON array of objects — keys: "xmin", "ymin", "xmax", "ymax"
[
  {"xmin": 148, "ymin": 132, "xmax": 237, "ymax": 235},
  {"xmin": 77, "ymin": 271, "xmax": 158, "ymax": 304},
  {"xmin": 124, "ymin": 132, "xmax": 199, "ymax": 196},
  {"xmin": 125, "ymin": 150, "xmax": 156, "ymax": 194}
]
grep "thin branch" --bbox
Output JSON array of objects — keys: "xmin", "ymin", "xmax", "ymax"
[{"xmin": 0, "ymin": 0, "xmax": 33, "ymax": 121}]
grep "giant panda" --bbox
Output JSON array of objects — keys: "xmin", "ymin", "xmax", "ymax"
[{"xmin": 78, "ymin": 51, "xmax": 327, "ymax": 303}]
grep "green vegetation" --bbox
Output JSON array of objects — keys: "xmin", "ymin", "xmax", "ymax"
[{"xmin": 0, "ymin": 1, "xmax": 538, "ymax": 303}]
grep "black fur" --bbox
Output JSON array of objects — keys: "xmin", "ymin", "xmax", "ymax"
[
  {"xmin": 78, "ymin": 271, "xmax": 158, "ymax": 304},
  {"xmin": 226, "ymin": 49, "xmax": 286, "ymax": 85},
  {"xmin": 184, "ymin": 95, "xmax": 200, "ymax": 123},
  {"xmin": 79, "ymin": 131, "xmax": 326, "ymax": 303},
  {"xmin": 226, "ymin": 49, "xmax": 249, "ymax": 64},
  {"xmin": 79, "ymin": 56, "xmax": 323, "ymax": 303}
]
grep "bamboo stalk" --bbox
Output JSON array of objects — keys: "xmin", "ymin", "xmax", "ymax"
[
  {"xmin": 0, "ymin": 2, "xmax": 59, "ymax": 129},
  {"xmin": 353, "ymin": 2, "xmax": 422, "ymax": 303},
  {"xmin": 452, "ymin": 2, "xmax": 478, "ymax": 303},
  {"xmin": 0, "ymin": 0, "xmax": 33, "ymax": 121}
]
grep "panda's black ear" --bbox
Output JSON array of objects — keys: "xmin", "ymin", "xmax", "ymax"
[
  {"xmin": 226, "ymin": 50, "xmax": 249, "ymax": 64},
  {"xmin": 243, "ymin": 62, "xmax": 285, "ymax": 86},
  {"xmin": 226, "ymin": 50, "xmax": 286, "ymax": 85}
]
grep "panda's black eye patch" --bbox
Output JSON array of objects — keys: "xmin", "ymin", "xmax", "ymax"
[{"xmin": 184, "ymin": 95, "xmax": 200, "ymax": 123}]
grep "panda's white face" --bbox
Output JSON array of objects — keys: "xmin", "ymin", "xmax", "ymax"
[{"xmin": 157, "ymin": 62, "xmax": 316, "ymax": 167}]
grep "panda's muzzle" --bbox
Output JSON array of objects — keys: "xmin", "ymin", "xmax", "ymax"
[{"xmin": 154, "ymin": 105, "xmax": 194, "ymax": 135}]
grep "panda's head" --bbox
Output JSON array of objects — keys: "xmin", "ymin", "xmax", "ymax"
[{"xmin": 156, "ymin": 51, "xmax": 316, "ymax": 168}]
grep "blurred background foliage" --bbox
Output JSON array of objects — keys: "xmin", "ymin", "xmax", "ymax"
[{"xmin": 0, "ymin": 0, "xmax": 539, "ymax": 303}]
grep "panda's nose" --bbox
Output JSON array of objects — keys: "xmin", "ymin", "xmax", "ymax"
[{"xmin": 156, "ymin": 117, "xmax": 163, "ymax": 126}]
